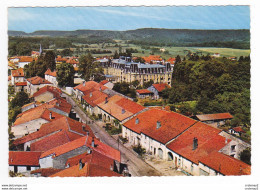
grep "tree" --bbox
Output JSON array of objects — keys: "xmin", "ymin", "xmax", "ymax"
[
  {"xmin": 134, "ymin": 57, "xmax": 145, "ymax": 63},
  {"xmin": 56, "ymin": 62, "xmax": 75, "ymax": 87},
  {"xmin": 113, "ymin": 50, "xmax": 119, "ymax": 59},
  {"xmin": 43, "ymin": 50, "xmax": 56, "ymax": 71},
  {"xmin": 61, "ymin": 48, "xmax": 72, "ymax": 56},
  {"xmin": 10, "ymin": 91, "xmax": 30, "ymax": 109},
  {"xmin": 24, "ymin": 56, "xmax": 47, "ymax": 78},
  {"xmin": 240, "ymin": 148, "xmax": 251, "ymax": 165},
  {"xmin": 130, "ymin": 80, "xmax": 140, "ymax": 89},
  {"xmin": 143, "ymin": 80, "xmax": 154, "ymax": 89},
  {"xmin": 78, "ymin": 53, "xmax": 104, "ymax": 82}
]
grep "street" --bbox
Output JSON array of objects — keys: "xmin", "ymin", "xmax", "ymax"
[{"xmin": 62, "ymin": 92, "xmax": 162, "ymax": 176}]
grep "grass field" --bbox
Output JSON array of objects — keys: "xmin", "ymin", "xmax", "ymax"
[{"xmin": 57, "ymin": 41, "xmax": 250, "ymax": 59}]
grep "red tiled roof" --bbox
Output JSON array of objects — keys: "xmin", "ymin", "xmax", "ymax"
[
  {"xmin": 99, "ymin": 80, "xmax": 109, "ymax": 85},
  {"xmin": 21, "ymin": 101, "xmax": 41, "ymax": 109},
  {"xmin": 32, "ymin": 85, "xmax": 61, "ymax": 98},
  {"xmin": 124, "ymin": 108, "xmax": 196, "ymax": 144},
  {"xmin": 66, "ymin": 150, "xmax": 114, "ymax": 171},
  {"xmin": 196, "ymin": 113, "xmax": 233, "ymax": 121},
  {"xmin": 13, "ymin": 117, "xmax": 93, "ymax": 145},
  {"xmin": 13, "ymin": 106, "xmax": 64, "ymax": 126},
  {"xmin": 40, "ymin": 136, "xmax": 121, "ymax": 162},
  {"xmin": 82, "ymin": 90, "xmax": 109, "ymax": 107},
  {"xmin": 31, "ymin": 51, "xmax": 40, "ymax": 55},
  {"xmin": 136, "ymin": 89, "xmax": 153, "ymax": 94},
  {"xmin": 166, "ymin": 122, "xmax": 229, "ymax": 164},
  {"xmin": 73, "ymin": 81, "xmax": 108, "ymax": 93},
  {"xmin": 142, "ymin": 55, "xmax": 162, "ymax": 63},
  {"xmin": 11, "ymin": 68, "xmax": 24, "ymax": 77},
  {"xmin": 30, "ymin": 131, "xmax": 71, "ymax": 152},
  {"xmin": 232, "ymin": 127, "xmax": 246, "ymax": 133},
  {"xmin": 66, "ymin": 57, "xmax": 79, "ymax": 64},
  {"xmin": 167, "ymin": 57, "xmax": 176, "ymax": 65},
  {"xmin": 199, "ymin": 151, "xmax": 250, "ymax": 175},
  {"xmin": 152, "ymin": 83, "xmax": 170, "ymax": 92},
  {"xmin": 56, "ymin": 56, "xmax": 68, "ymax": 62},
  {"xmin": 15, "ymin": 82, "xmax": 27, "ymax": 86},
  {"xmin": 27, "ymin": 76, "xmax": 52, "ymax": 85},
  {"xmin": 31, "ymin": 168, "xmax": 62, "ymax": 177},
  {"xmin": 19, "ymin": 56, "xmax": 33, "ymax": 63},
  {"xmin": 50, "ymin": 162, "xmax": 121, "ymax": 177},
  {"xmin": 9, "ymin": 151, "xmax": 42, "ymax": 166},
  {"xmin": 44, "ymin": 68, "xmax": 57, "ymax": 77},
  {"xmin": 98, "ymin": 95, "xmax": 145, "ymax": 121}
]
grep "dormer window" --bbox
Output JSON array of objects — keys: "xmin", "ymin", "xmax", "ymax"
[
  {"xmin": 135, "ymin": 118, "xmax": 139, "ymax": 124},
  {"xmin": 122, "ymin": 109, "xmax": 125, "ymax": 114},
  {"xmin": 156, "ymin": 121, "xmax": 161, "ymax": 129}
]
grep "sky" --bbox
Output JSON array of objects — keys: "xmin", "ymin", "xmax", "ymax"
[{"xmin": 8, "ymin": 6, "xmax": 250, "ymax": 32}]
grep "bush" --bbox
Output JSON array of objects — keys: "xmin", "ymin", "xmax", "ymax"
[
  {"xmin": 133, "ymin": 144, "xmax": 146, "ymax": 156},
  {"xmin": 118, "ymin": 135, "xmax": 128, "ymax": 144}
]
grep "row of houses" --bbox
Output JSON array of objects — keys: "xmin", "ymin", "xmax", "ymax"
[
  {"xmin": 122, "ymin": 108, "xmax": 251, "ymax": 176},
  {"xmin": 9, "ymin": 84, "xmax": 128, "ymax": 177}
]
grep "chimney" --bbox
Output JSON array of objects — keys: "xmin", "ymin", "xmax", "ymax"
[
  {"xmin": 83, "ymin": 81, "xmax": 86, "ymax": 86},
  {"xmin": 225, "ymin": 138, "xmax": 228, "ymax": 144},
  {"xmin": 79, "ymin": 159, "xmax": 84, "ymax": 170},
  {"xmin": 90, "ymin": 92, "xmax": 92, "ymax": 97},
  {"xmin": 56, "ymin": 102, "xmax": 59, "ymax": 106},
  {"xmin": 135, "ymin": 118, "xmax": 139, "ymax": 124},
  {"xmin": 91, "ymin": 137, "xmax": 95, "ymax": 147},
  {"xmin": 99, "ymin": 87, "xmax": 102, "ymax": 91},
  {"xmin": 49, "ymin": 112, "xmax": 52, "ymax": 119},
  {"xmin": 84, "ymin": 131, "xmax": 89, "ymax": 145},
  {"xmin": 156, "ymin": 121, "xmax": 161, "ymax": 129},
  {"xmin": 82, "ymin": 125, "xmax": 86, "ymax": 131},
  {"xmin": 105, "ymin": 97, "xmax": 108, "ymax": 104},
  {"xmin": 192, "ymin": 137, "xmax": 198, "ymax": 150},
  {"xmin": 122, "ymin": 108, "xmax": 125, "ymax": 114},
  {"xmin": 110, "ymin": 164, "xmax": 113, "ymax": 171}
]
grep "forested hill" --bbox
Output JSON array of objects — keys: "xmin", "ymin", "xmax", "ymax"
[{"xmin": 8, "ymin": 28, "xmax": 250, "ymax": 49}]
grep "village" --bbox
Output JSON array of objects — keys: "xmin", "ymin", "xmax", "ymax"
[{"xmin": 7, "ymin": 46, "xmax": 251, "ymax": 177}]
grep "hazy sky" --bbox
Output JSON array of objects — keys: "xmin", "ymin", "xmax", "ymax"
[{"xmin": 8, "ymin": 6, "xmax": 250, "ymax": 32}]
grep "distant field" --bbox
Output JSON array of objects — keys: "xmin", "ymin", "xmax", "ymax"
[{"xmin": 56, "ymin": 42, "xmax": 250, "ymax": 59}]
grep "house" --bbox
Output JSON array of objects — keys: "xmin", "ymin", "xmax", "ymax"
[
  {"xmin": 73, "ymin": 81, "xmax": 107, "ymax": 102},
  {"xmin": 11, "ymin": 68, "xmax": 25, "ymax": 85},
  {"xmin": 31, "ymin": 51, "xmax": 40, "ymax": 58},
  {"xmin": 122, "ymin": 108, "xmax": 197, "ymax": 156},
  {"xmin": 97, "ymin": 95, "xmax": 145, "ymax": 125},
  {"xmin": 44, "ymin": 68, "xmax": 58, "ymax": 87},
  {"xmin": 147, "ymin": 83, "xmax": 170, "ymax": 99},
  {"xmin": 82, "ymin": 90, "xmax": 109, "ymax": 115},
  {"xmin": 39, "ymin": 136, "xmax": 121, "ymax": 169},
  {"xmin": 56, "ymin": 55, "xmax": 68, "ymax": 64},
  {"xmin": 21, "ymin": 102, "xmax": 41, "ymax": 112},
  {"xmin": 66, "ymin": 57, "xmax": 79, "ymax": 67},
  {"xmin": 11, "ymin": 98, "xmax": 72, "ymax": 138},
  {"xmin": 142, "ymin": 55, "xmax": 163, "ymax": 64},
  {"xmin": 32, "ymin": 85, "xmax": 62, "ymax": 102},
  {"xmin": 11, "ymin": 107, "xmax": 64, "ymax": 139},
  {"xmin": 9, "ymin": 151, "xmax": 42, "ymax": 175},
  {"xmin": 212, "ymin": 53, "xmax": 220, "ymax": 58},
  {"xmin": 27, "ymin": 76, "xmax": 52, "ymax": 95},
  {"xmin": 193, "ymin": 113, "xmax": 233, "ymax": 128},
  {"xmin": 18, "ymin": 56, "xmax": 34, "ymax": 68},
  {"xmin": 123, "ymin": 108, "xmax": 251, "ymax": 176},
  {"xmin": 136, "ymin": 89, "xmax": 153, "ymax": 99},
  {"xmin": 13, "ymin": 116, "xmax": 94, "ymax": 151},
  {"xmin": 229, "ymin": 126, "xmax": 246, "ymax": 137},
  {"xmin": 99, "ymin": 80, "xmax": 114, "ymax": 89},
  {"xmin": 14, "ymin": 82, "xmax": 28, "ymax": 93}
]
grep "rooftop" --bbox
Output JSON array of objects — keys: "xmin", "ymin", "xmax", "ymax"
[
  {"xmin": 11, "ymin": 68, "xmax": 24, "ymax": 77},
  {"xmin": 9, "ymin": 151, "xmax": 42, "ymax": 166},
  {"xmin": 82, "ymin": 90, "xmax": 109, "ymax": 107},
  {"xmin": 98, "ymin": 95, "xmax": 145, "ymax": 121},
  {"xmin": 124, "ymin": 108, "xmax": 197, "ymax": 144},
  {"xmin": 44, "ymin": 68, "xmax": 57, "ymax": 77},
  {"xmin": 136, "ymin": 89, "xmax": 153, "ymax": 94},
  {"xmin": 27, "ymin": 76, "xmax": 52, "ymax": 85},
  {"xmin": 32, "ymin": 85, "xmax": 61, "ymax": 98},
  {"xmin": 152, "ymin": 83, "xmax": 170, "ymax": 92},
  {"xmin": 195, "ymin": 113, "xmax": 233, "ymax": 121}
]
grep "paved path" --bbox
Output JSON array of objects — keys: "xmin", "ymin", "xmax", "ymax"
[{"xmin": 62, "ymin": 93, "xmax": 162, "ymax": 176}]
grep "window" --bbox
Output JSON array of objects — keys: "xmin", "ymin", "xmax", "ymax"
[
  {"xmin": 26, "ymin": 166, "xmax": 31, "ymax": 171},
  {"xmin": 191, "ymin": 165, "xmax": 194, "ymax": 173},
  {"xmin": 231, "ymin": 145, "xmax": 236, "ymax": 152}
]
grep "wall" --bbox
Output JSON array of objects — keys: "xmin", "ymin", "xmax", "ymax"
[
  {"xmin": 219, "ymin": 131, "xmax": 250, "ymax": 160},
  {"xmin": 39, "ymin": 155, "xmax": 54, "ymax": 168},
  {"xmin": 122, "ymin": 126, "xmax": 140, "ymax": 146},
  {"xmin": 11, "ymin": 118, "xmax": 49, "ymax": 139},
  {"xmin": 34, "ymin": 92, "xmax": 54, "ymax": 102}
]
